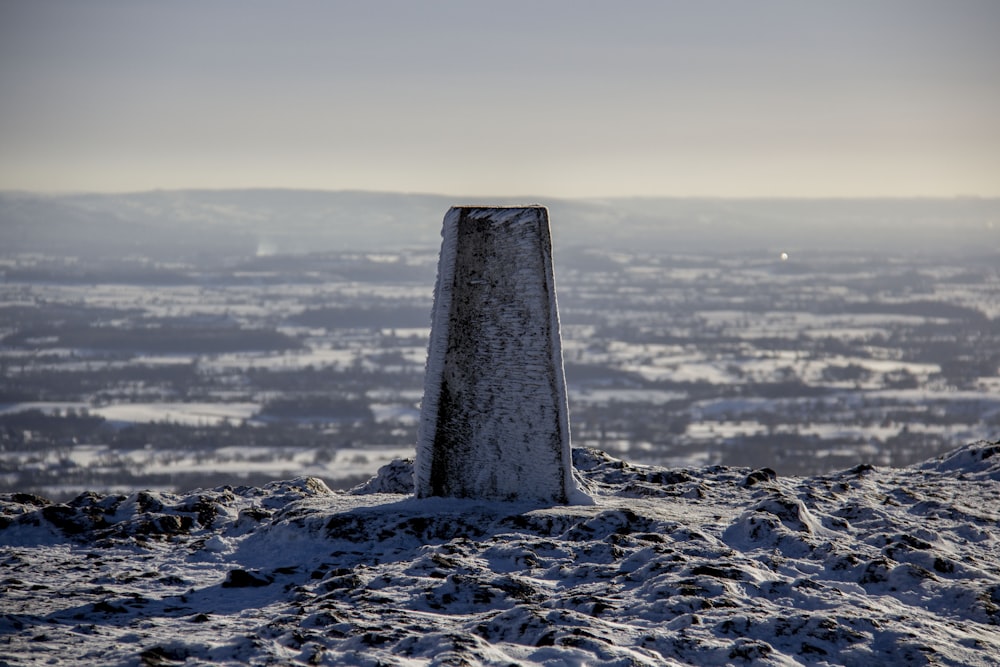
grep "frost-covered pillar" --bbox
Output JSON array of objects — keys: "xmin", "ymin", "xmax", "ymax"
[{"xmin": 415, "ymin": 206, "xmax": 584, "ymax": 504}]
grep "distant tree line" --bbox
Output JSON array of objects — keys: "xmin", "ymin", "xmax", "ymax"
[{"xmin": 4, "ymin": 323, "xmax": 302, "ymax": 355}]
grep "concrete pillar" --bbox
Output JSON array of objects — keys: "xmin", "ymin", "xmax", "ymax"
[{"xmin": 414, "ymin": 206, "xmax": 586, "ymax": 504}]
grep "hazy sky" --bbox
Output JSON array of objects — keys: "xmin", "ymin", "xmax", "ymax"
[{"xmin": 2, "ymin": 1, "xmax": 998, "ymax": 198}]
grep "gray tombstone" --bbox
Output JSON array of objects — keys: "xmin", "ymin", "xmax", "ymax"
[{"xmin": 414, "ymin": 206, "xmax": 587, "ymax": 504}]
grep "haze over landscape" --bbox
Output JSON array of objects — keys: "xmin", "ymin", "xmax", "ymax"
[{"xmin": 1, "ymin": 0, "xmax": 998, "ymax": 198}]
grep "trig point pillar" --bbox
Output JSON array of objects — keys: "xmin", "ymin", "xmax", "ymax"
[{"xmin": 414, "ymin": 206, "xmax": 585, "ymax": 504}]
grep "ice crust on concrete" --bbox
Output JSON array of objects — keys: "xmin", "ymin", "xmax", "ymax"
[{"xmin": 415, "ymin": 206, "xmax": 587, "ymax": 504}]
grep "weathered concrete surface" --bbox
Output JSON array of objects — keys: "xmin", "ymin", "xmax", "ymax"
[{"xmin": 415, "ymin": 206, "xmax": 582, "ymax": 503}]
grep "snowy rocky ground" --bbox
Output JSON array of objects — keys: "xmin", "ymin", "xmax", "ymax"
[{"xmin": 1, "ymin": 441, "xmax": 999, "ymax": 666}]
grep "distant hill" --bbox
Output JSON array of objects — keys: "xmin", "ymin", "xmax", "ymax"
[{"xmin": 2, "ymin": 189, "xmax": 998, "ymax": 259}]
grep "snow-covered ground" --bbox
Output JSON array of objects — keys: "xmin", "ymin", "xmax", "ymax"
[
  {"xmin": 2, "ymin": 441, "xmax": 998, "ymax": 666},
  {"xmin": 1, "ymin": 444, "xmax": 415, "ymax": 503}
]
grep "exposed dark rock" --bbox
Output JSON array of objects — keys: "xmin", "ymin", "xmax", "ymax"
[{"xmin": 222, "ymin": 569, "xmax": 272, "ymax": 588}]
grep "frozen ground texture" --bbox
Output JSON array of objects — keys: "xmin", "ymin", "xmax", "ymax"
[
  {"xmin": 416, "ymin": 206, "xmax": 578, "ymax": 504},
  {"xmin": 2, "ymin": 441, "xmax": 999, "ymax": 666}
]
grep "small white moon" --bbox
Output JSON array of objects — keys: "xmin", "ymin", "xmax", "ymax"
[{"xmin": 780, "ymin": 252, "xmax": 789, "ymax": 261}]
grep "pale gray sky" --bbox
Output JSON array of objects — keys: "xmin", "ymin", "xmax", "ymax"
[{"xmin": 1, "ymin": 0, "xmax": 998, "ymax": 197}]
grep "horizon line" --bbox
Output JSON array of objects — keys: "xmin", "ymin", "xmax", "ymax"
[{"xmin": 2, "ymin": 187, "xmax": 998, "ymax": 202}]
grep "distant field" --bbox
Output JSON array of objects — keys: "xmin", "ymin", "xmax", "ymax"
[{"xmin": 2, "ymin": 194, "xmax": 999, "ymax": 498}]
